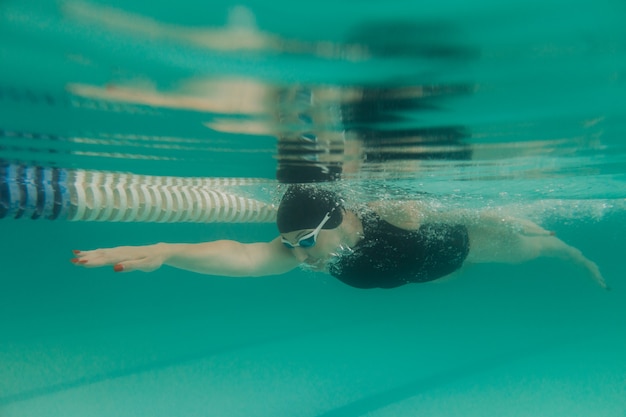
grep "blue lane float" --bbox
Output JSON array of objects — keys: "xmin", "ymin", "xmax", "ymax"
[{"xmin": 0, "ymin": 162, "xmax": 276, "ymax": 223}]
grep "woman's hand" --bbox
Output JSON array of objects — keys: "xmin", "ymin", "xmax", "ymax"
[{"xmin": 71, "ymin": 244, "xmax": 167, "ymax": 273}]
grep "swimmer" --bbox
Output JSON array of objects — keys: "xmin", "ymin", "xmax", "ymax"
[{"xmin": 72, "ymin": 185, "xmax": 607, "ymax": 289}]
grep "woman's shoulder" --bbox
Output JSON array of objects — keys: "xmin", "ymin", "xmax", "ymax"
[{"xmin": 366, "ymin": 200, "xmax": 424, "ymax": 230}]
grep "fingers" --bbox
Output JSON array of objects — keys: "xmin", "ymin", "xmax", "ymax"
[
  {"xmin": 70, "ymin": 248, "xmax": 133, "ymax": 269},
  {"xmin": 70, "ymin": 249, "xmax": 112, "ymax": 268},
  {"xmin": 71, "ymin": 249, "xmax": 160, "ymax": 273},
  {"xmin": 583, "ymin": 260, "xmax": 609, "ymax": 290}
]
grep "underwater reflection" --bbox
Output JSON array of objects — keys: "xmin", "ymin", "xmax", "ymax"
[
  {"xmin": 61, "ymin": 0, "xmax": 478, "ymax": 61},
  {"xmin": 2, "ymin": 0, "xmax": 615, "ymax": 183},
  {"xmin": 60, "ymin": 0, "xmax": 479, "ymax": 183},
  {"xmin": 274, "ymin": 84, "xmax": 474, "ymax": 183},
  {"xmin": 69, "ymin": 79, "xmax": 475, "ymax": 183}
]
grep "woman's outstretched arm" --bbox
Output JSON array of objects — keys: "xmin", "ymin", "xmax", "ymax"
[
  {"xmin": 464, "ymin": 213, "xmax": 608, "ymax": 289},
  {"xmin": 71, "ymin": 237, "xmax": 301, "ymax": 277}
]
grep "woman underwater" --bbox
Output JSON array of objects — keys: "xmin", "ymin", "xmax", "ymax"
[{"xmin": 72, "ymin": 185, "xmax": 607, "ymax": 290}]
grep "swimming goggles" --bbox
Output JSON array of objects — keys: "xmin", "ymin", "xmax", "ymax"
[{"xmin": 281, "ymin": 208, "xmax": 335, "ymax": 249}]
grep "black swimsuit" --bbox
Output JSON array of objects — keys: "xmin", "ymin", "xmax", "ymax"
[{"xmin": 328, "ymin": 210, "xmax": 470, "ymax": 289}]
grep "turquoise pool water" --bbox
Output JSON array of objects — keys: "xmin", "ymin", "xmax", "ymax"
[{"xmin": 1, "ymin": 0, "xmax": 626, "ymax": 416}]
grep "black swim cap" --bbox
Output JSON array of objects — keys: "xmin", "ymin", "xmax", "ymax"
[{"xmin": 277, "ymin": 185, "xmax": 344, "ymax": 233}]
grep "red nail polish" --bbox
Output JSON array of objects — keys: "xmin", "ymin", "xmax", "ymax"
[
  {"xmin": 70, "ymin": 258, "xmax": 78, "ymax": 264},
  {"xmin": 113, "ymin": 264, "xmax": 124, "ymax": 272},
  {"xmin": 73, "ymin": 250, "xmax": 81, "ymax": 255}
]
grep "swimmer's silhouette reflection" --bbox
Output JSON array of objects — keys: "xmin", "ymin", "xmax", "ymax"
[
  {"xmin": 277, "ymin": 20, "xmax": 477, "ymax": 183},
  {"xmin": 54, "ymin": 4, "xmax": 478, "ymax": 183},
  {"xmin": 274, "ymin": 19, "xmax": 477, "ymax": 183},
  {"xmin": 275, "ymin": 87, "xmax": 344, "ymax": 183},
  {"xmin": 275, "ymin": 84, "xmax": 473, "ymax": 184},
  {"xmin": 352, "ymin": 126, "xmax": 472, "ymax": 163}
]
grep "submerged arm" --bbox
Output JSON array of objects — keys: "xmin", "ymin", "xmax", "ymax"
[
  {"xmin": 72, "ymin": 237, "xmax": 301, "ymax": 277},
  {"xmin": 464, "ymin": 212, "xmax": 607, "ymax": 289}
]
